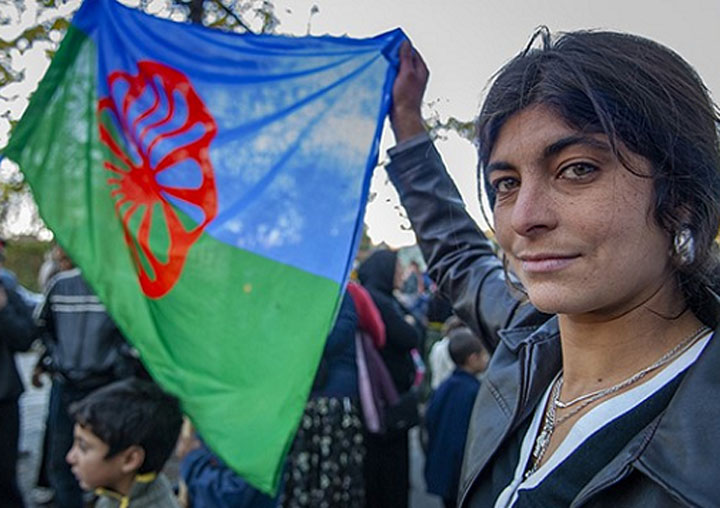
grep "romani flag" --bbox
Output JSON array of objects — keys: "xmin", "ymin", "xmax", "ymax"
[{"xmin": 2, "ymin": 0, "xmax": 403, "ymax": 493}]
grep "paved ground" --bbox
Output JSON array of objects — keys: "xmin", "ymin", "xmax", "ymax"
[
  {"xmin": 409, "ymin": 426, "xmax": 444, "ymax": 508},
  {"xmin": 16, "ymin": 350, "xmax": 442, "ymax": 508}
]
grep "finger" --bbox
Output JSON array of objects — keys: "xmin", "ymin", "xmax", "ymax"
[
  {"xmin": 399, "ymin": 40, "xmax": 413, "ymax": 70},
  {"xmin": 400, "ymin": 40, "xmax": 411, "ymax": 57},
  {"xmin": 413, "ymin": 47, "xmax": 429, "ymax": 77}
]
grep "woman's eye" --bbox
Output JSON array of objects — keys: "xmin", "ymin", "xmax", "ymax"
[
  {"xmin": 559, "ymin": 162, "xmax": 597, "ymax": 180},
  {"xmin": 491, "ymin": 177, "xmax": 520, "ymax": 194}
]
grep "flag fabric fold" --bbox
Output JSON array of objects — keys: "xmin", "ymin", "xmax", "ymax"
[{"xmin": 3, "ymin": 0, "xmax": 404, "ymax": 493}]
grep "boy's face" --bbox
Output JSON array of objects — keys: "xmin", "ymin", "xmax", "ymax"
[
  {"xmin": 466, "ymin": 351, "xmax": 489, "ymax": 375},
  {"xmin": 66, "ymin": 423, "xmax": 126, "ymax": 491}
]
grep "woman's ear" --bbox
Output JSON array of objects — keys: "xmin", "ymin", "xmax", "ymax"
[
  {"xmin": 669, "ymin": 204, "xmax": 694, "ymax": 228},
  {"xmin": 120, "ymin": 445, "xmax": 145, "ymax": 474}
]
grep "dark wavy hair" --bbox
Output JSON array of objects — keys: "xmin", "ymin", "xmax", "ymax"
[{"xmin": 477, "ymin": 28, "xmax": 720, "ymax": 324}]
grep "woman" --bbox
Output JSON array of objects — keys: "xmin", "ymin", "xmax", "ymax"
[
  {"xmin": 357, "ymin": 250, "xmax": 422, "ymax": 508},
  {"xmin": 387, "ymin": 31, "xmax": 720, "ymax": 506},
  {"xmin": 281, "ymin": 293, "xmax": 365, "ymax": 508}
]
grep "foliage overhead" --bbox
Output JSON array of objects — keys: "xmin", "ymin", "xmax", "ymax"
[{"xmin": 0, "ymin": 0, "xmax": 280, "ymax": 238}]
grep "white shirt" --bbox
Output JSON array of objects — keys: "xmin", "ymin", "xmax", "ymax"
[{"xmin": 429, "ymin": 337, "xmax": 455, "ymax": 389}]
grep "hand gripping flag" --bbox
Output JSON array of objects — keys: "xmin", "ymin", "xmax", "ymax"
[{"xmin": 3, "ymin": 0, "xmax": 404, "ymax": 493}]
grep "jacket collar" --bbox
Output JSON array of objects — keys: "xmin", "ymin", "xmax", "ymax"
[
  {"xmin": 481, "ymin": 314, "xmax": 720, "ymax": 506},
  {"xmin": 508, "ymin": 313, "xmax": 720, "ymax": 505},
  {"xmin": 632, "ymin": 323, "xmax": 720, "ymax": 506},
  {"xmin": 459, "ymin": 317, "xmax": 561, "ymax": 504},
  {"xmin": 94, "ymin": 472, "xmax": 158, "ymax": 508},
  {"xmin": 498, "ymin": 315, "xmax": 560, "ymax": 353}
]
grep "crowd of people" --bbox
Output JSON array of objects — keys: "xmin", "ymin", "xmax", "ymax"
[
  {"xmin": 2, "ymin": 239, "xmax": 482, "ymax": 508},
  {"xmin": 4, "ymin": 22, "xmax": 720, "ymax": 508}
]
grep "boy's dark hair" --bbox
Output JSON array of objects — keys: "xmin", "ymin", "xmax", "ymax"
[
  {"xmin": 448, "ymin": 328, "xmax": 485, "ymax": 367},
  {"xmin": 70, "ymin": 378, "xmax": 183, "ymax": 474},
  {"xmin": 441, "ymin": 315, "xmax": 466, "ymax": 337}
]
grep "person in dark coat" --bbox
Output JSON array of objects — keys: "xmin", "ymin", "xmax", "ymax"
[
  {"xmin": 0, "ymin": 281, "xmax": 36, "ymax": 507},
  {"xmin": 181, "ymin": 441, "xmax": 278, "ymax": 508},
  {"xmin": 424, "ymin": 328, "xmax": 489, "ymax": 507},
  {"xmin": 282, "ymin": 292, "xmax": 366, "ymax": 507},
  {"xmin": 357, "ymin": 249, "xmax": 422, "ymax": 508}
]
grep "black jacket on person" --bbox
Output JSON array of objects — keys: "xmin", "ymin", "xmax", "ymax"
[
  {"xmin": 311, "ymin": 292, "xmax": 359, "ymax": 398},
  {"xmin": 387, "ymin": 137, "xmax": 719, "ymax": 507},
  {"xmin": 0, "ymin": 281, "xmax": 35, "ymax": 402},
  {"xmin": 358, "ymin": 250, "xmax": 420, "ymax": 394},
  {"xmin": 35, "ymin": 268, "xmax": 139, "ymax": 387}
]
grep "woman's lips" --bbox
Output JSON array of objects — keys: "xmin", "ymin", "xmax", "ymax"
[{"xmin": 517, "ymin": 254, "xmax": 580, "ymax": 273}]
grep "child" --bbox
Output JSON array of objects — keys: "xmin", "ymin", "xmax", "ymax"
[
  {"xmin": 176, "ymin": 418, "xmax": 279, "ymax": 508},
  {"xmin": 423, "ymin": 327, "xmax": 489, "ymax": 508},
  {"xmin": 428, "ymin": 315, "xmax": 465, "ymax": 390},
  {"xmin": 66, "ymin": 378, "xmax": 183, "ymax": 507}
]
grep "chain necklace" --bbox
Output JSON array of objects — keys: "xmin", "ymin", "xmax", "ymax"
[
  {"xmin": 526, "ymin": 325, "xmax": 710, "ymax": 478},
  {"xmin": 526, "ymin": 375, "xmax": 561, "ymax": 478},
  {"xmin": 555, "ymin": 325, "xmax": 710, "ymax": 412}
]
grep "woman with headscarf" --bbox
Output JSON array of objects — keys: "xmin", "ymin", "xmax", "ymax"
[{"xmin": 358, "ymin": 249, "xmax": 422, "ymax": 508}]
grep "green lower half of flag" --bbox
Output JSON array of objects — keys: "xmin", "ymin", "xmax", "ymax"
[{"xmin": 5, "ymin": 25, "xmax": 340, "ymax": 494}]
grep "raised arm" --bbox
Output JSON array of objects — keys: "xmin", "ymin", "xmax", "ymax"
[
  {"xmin": 390, "ymin": 41, "xmax": 428, "ymax": 144},
  {"xmin": 385, "ymin": 42, "xmax": 548, "ymax": 351}
]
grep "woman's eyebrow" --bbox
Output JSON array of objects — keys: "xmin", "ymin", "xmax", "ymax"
[
  {"xmin": 485, "ymin": 160, "xmax": 515, "ymax": 174},
  {"xmin": 543, "ymin": 134, "xmax": 611, "ymax": 158},
  {"xmin": 485, "ymin": 135, "xmax": 612, "ymax": 176}
]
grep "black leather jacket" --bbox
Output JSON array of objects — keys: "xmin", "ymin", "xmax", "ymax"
[{"xmin": 387, "ymin": 137, "xmax": 720, "ymax": 507}]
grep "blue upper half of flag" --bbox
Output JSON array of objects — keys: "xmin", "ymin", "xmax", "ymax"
[{"xmin": 72, "ymin": 0, "xmax": 404, "ymax": 284}]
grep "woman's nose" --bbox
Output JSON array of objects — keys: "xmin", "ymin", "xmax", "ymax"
[{"xmin": 510, "ymin": 177, "xmax": 558, "ymax": 237}]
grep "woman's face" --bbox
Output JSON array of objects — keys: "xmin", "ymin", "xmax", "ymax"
[{"xmin": 487, "ymin": 105, "xmax": 676, "ymax": 318}]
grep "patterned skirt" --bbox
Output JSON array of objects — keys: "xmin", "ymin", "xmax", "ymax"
[{"xmin": 280, "ymin": 396, "xmax": 365, "ymax": 508}]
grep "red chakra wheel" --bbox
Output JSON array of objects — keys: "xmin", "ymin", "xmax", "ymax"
[{"xmin": 98, "ymin": 61, "xmax": 218, "ymax": 298}]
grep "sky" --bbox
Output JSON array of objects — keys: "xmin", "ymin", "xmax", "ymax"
[
  {"xmin": 3, "ymin": 0, "xmax": 720, "ymax": 245},
  {"xmin": 282, "ymin": 0, "xmax": 720, "ymax": 247}
]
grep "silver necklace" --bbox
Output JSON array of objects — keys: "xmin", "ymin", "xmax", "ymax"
[
  {"xmin": 526, "ymin": 375, "xmax": 562, "ymax": 478},
  {"xmin": 526, "ymin": 325, "xmax": 710, "ymax": 478},
  {"xmin": 555, "ymin": 325, "xmax": 710, "ymax": 412}
]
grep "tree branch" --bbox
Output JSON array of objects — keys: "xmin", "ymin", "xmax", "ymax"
[
  {"xmin": 210, "ymin": 0, "xmax": 255, "ymax": 33},
  {"xmin": 188, "ymin": 0, "xmax": 204, "ymax": 24}
]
